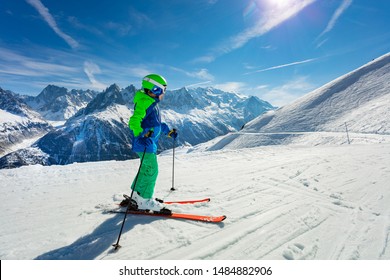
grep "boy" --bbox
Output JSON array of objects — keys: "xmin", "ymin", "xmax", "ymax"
[{"xmin": 125, "ymin": 74, "xmax": 177, "ymax": 211}]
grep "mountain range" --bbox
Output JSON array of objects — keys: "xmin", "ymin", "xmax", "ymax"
[
  {"xmin": 0, "ymin": 84, "xmax": 273, "ymax": 168},
  {"xmin": 23, "ymin": 85, "xmax": 99, "ymax": 121}
]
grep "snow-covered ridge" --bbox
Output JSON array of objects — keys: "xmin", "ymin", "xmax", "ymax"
[
  {"xmin": 248, "ymin": 53, "xmax": 390, "ymax": 133},
  {"xmin": 202, "ymin": 52, "xmax": 390, "ymax": 151}
]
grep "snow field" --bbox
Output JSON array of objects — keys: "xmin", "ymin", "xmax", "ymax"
[{"xmin": 1, "ymin": 143, "xmax": 390, "ymax": 260}]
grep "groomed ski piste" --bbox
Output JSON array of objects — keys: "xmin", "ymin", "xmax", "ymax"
[{"xmin": 1, "ymin": 140, "xmax": 390, "ymax": 260}]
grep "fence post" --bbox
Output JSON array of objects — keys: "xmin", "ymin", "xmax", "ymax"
[{"xmin": 344, "ymin": 122, "xmax": 351, "ymax": 144}]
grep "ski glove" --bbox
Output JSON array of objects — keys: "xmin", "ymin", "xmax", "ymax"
[
  {"xmin": 137, "ymin": 136, "xmax": 153, "ymax": 147},
  {"xmin": 168, "ymin": 129, "xmax": 178, "ymax": 139}
]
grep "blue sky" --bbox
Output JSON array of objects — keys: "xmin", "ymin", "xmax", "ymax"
[{"xmin": 1, "ymin": 0, "xmax": 389, "ymax": 106}]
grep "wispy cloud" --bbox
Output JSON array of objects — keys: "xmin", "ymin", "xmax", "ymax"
[
  {"xmin": 197, "ymin": 0, "xmax": 316, "ymax": 62},
  {"xmin": 26, "ymin": 0, "xmax": 79, "ymax": 49},
  {"xmin": 317, "ymin": 0, "xmax": 353, "ymax": 40},
  {"xmin": 105, "ymin": 21, "xmax": 132, "ymax": 37},
  {"xmin": 0, "ymin": 47, "xmax": 87, "ymax": 94},
  {"xmin": 185, "ymin": 81, "xmax": 212, "ymax": 88},
  {"xmin": 0, "ymin": 47, "xmax": 78, "ymax": 77},
  {"xmin": 170, "ymin": 66, "xmax": 215, "ymax": 81},
  {"xmin": 83, "ymin": 61, "xmax": 106, "ymax": 90},
  {"xmin": 67, "ymin": 16, "xmax": 104, "ymax": 37},
  {"xmin": 229, "ymin": 0, "xmax": 315, "ymax": 50},
  {"xmin": 244, "ymin": 58, "xmax": 318, "ymax": 75},
  {"xmin": 191, "ymin": 69, "xmax": 214, "ymax": 80}
]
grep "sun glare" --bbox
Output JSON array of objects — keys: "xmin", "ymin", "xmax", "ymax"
[{"xmin": 265, "ymin": 0, "xmax": 296, "ymax": 9}]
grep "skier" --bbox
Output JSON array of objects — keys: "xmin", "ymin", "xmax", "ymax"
[{"xmin": 123, "ymin": 74, "xmax": 178, "ymax": 211}]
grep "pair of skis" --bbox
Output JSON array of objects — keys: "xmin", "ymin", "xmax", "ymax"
[{"xmin": 108, "ymin": 196, "xmax": 226, "ymax": 223}]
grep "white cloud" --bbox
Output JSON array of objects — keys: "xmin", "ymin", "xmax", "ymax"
[
  {"xmin": 192, "ymin": 69, "xmax": 214, "ymax": 80},
  {"xmin": 83, "ymin": 61, "xmax": 106, "ymax": 90},
  {"xmin": 26, "ymin": 0, "xmax": 79, "ymax": 49},
  {"xmin": 213, "ymin": 82, "xmax": 247, "ymax": 93},
  {"xmin": 317, "ymin": 0, "xmax": 353, "ymax": 39}
]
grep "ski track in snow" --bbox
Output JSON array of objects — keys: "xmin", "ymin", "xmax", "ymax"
[{"xmin": 1, "ymin": 143, "xmax": 390, "ymax": 260}]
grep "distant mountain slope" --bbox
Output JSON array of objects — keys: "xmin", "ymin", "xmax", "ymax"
[
  {"xmin": 0, "ymin": 88, "xmax": 52, "ymax": 157},
  {"xmin": 203, "ymin": 52, "xmax": 390, "ymax": 150},
  {"xmin": 160, "ymin": 87, "xmax": 274, "ymax": 146},
  {"xmin": 0, "ymin": 85, "xmax": 273, "ymax": 168}
]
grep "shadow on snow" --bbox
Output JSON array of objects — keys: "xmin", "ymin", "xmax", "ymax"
[{"xmin": 35, "ymin": 214, "xmax": 154, "ymax": 260}]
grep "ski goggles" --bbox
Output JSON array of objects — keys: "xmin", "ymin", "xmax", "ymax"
[
  {"xmin": 150, "ymin": 85, "xmax": 166, "ymax": 96},
  {"xmin": 143, "ymin": 77, "xmax": 167, "ymax": 96}
]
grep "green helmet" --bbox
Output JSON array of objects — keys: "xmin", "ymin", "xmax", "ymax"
[{"xmin": 142, "ymin": 74, "xmax": 167, "ymax": 95}]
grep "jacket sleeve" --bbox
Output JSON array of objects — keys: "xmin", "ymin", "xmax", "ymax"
[{"xmin": 129, "ymin": 102, "xmax": 148, "ymax": 137}]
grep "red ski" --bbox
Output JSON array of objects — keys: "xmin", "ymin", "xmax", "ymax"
[
  {"xmin": 118, "ymin": 194, "xmax": 210, "ymax": 207},
  {"xmin": 160, "ymin": 198, "xmax": 210, "ymax": 205},
  {"xmin": 108, "ymin": 209, "xmax": 226, "ymax": 223}
]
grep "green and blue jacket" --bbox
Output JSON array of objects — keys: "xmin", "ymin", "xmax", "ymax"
[{"xmin": 129, "ymin": 90, "xmax": 170, "ymax": 153}]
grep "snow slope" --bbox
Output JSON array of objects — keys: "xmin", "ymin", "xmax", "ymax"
[
  {"xmin": 204, "ymin": 53, "xmax": 390, "ymax": 150},
  {"xmin": 1, "ymin": 142, "xmax": 389, "ymax": 260}
]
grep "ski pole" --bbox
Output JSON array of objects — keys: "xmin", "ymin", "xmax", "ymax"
[
  {"xmin": 170, "ymin": 136, "xmax": 176, "ymax": 191},
  {"xmin": 113, "ymin": 131, "xmax": 152, "ymax": 250}
]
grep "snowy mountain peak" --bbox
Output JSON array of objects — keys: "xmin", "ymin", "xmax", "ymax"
[
  {"xmin": 106, "ymin": 83, "xmax": 121, "ymax": 93},
  {"xmin": 23, "ymin": 85, "xmax": 98, "ymax": 121},
  {"xmin": 75, "ymin": 84, "xmax": 125, "ymax": 117},
  {"xmin": 36, "ymin": 85, "xmax": 68, "ymax": 104},
  {"xmin": 163, "ymin": 87, "xmax": 202, "ymax": 110}
]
